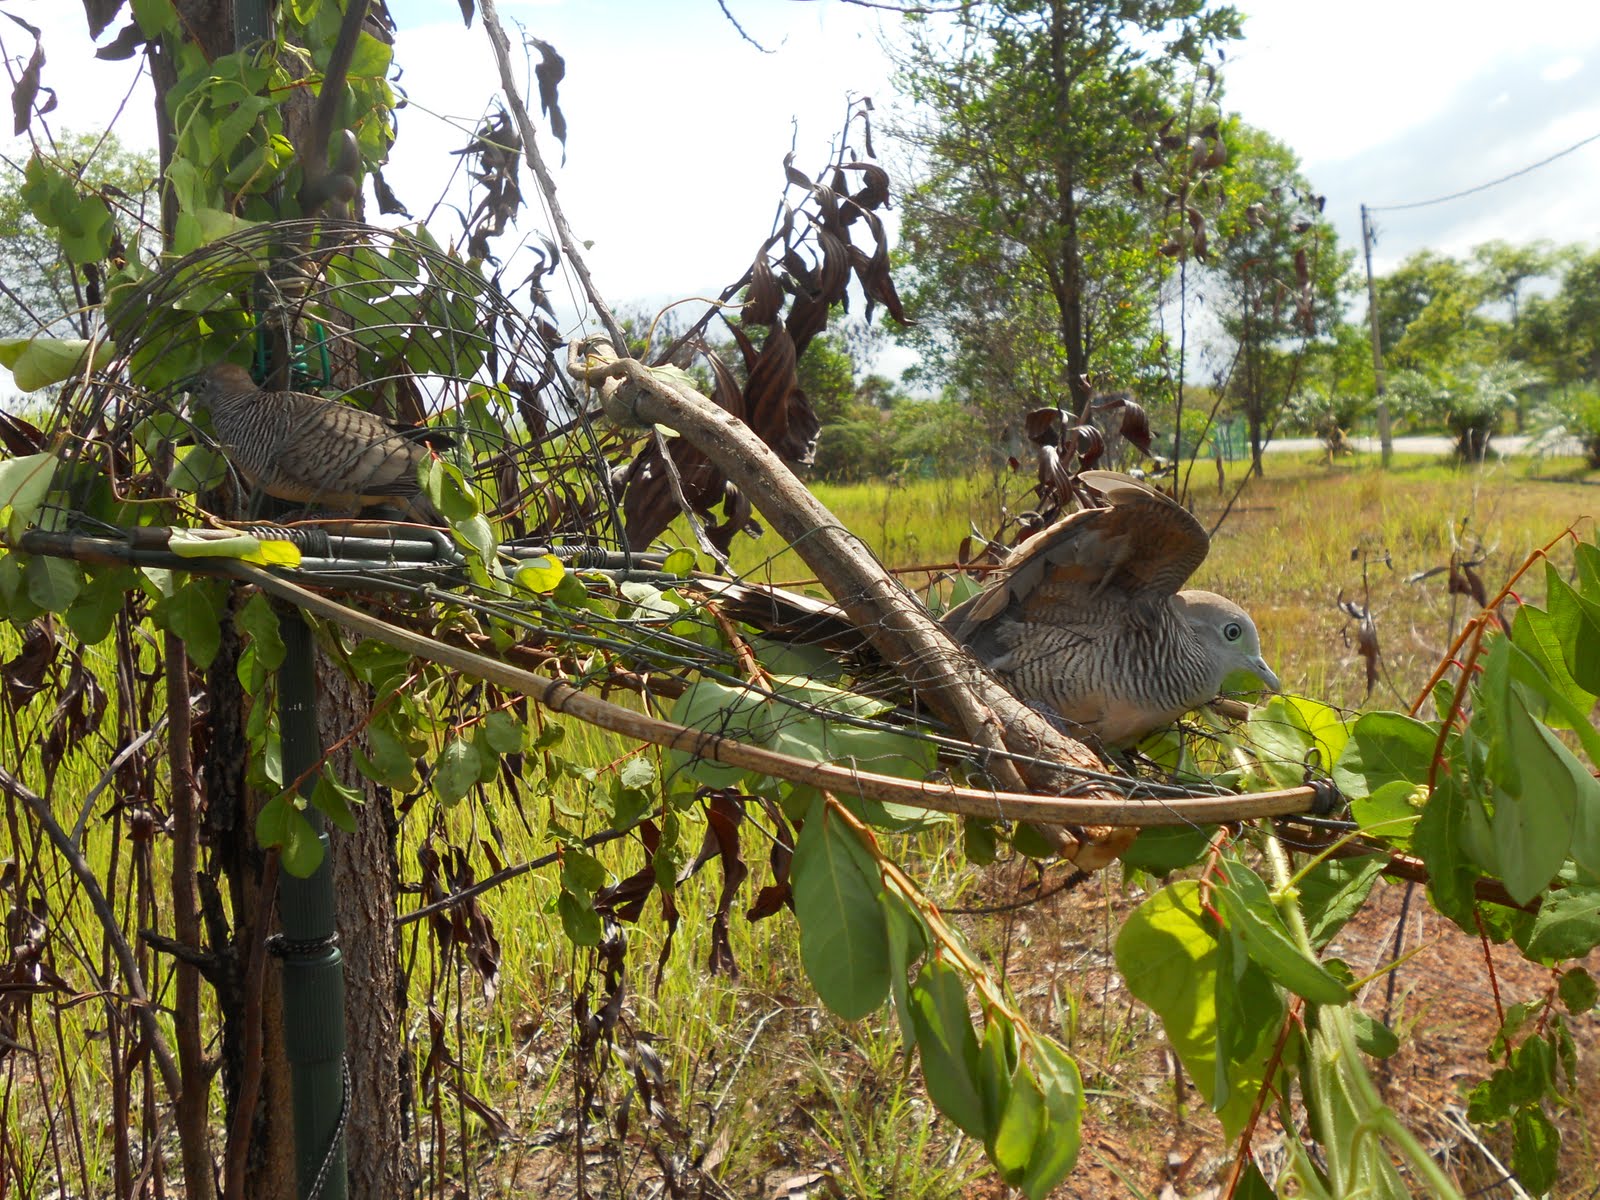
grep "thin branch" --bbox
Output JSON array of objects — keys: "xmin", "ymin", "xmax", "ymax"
[
  {"xmin": 71, "ymin": 718, "xmax": 168, "ymax": 847},
  {"xmin": 477, "ymin": 0, "xmax": 627, "ymax": 351},
  {"xmin": 397, "ymin": 823, "xmax": 637, "ymax": 927},
  {"xmin": 565, "ymin": 338, "xmax": 1107, "ymax": 819},
  {"xmin": 223, "ymin": 857, "xmax": 278, "ymax": 1200},
  {"xmin": 715, "ymin": 0, "xmax": 775, "ymax": 52},
  {"xmin": 163, "ymin": 631, "xmax": 215, "ymax": 1200},
  {"xmin": 297, "ymin": 0, "xmax": 370, "ymax": 213},
  {"xmin": 0, "ymin": 763, "xmax": 182, "ymax": 1100}
]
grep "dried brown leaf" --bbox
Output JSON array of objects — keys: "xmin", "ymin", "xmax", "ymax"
[
  {"xmin": 2, "ymin": 619, "xmax": 55, "ymax": 706},
  {"xmin": 1071, "ymin": 423, "xmax": 1105, "ymax": 469},
  {"xmin": 528, "ymin": 37, "xmax": 566, "ymax": 151},
  {"xmin": 742, "ymin": 256, "xmax": 783, "ymax": 326},
  {"xmin": 94, "ymin": 20, "xmax": 146, "ymax": 61},
  {"xmin": 1024, "ymin": 406, "xmax": 1063, "ymax": 447},
  {"xmin": 5, "ymin": 14, "xmax": 50, "ymax": 136},
  {"xmin": 705, "ymin": 793, "xmax": 747, "ymax": 977},
  {"xmin": 81, "ymin": 0, "xmax": 124, "ymax": 38},
  {"xmin": 841, "ymin": 160, "xmax": 889, "ymax": 210},
  {"xmin": 1118, "ymin": 400, "xmax": 1153, "ymax": 454},
  {"xmin": 0, "ymin": 410, "xmax": 44, "ymax": 456},
  {"xmin": 783, "ymin": 152, "xmax": 815, "ymax": 192}
]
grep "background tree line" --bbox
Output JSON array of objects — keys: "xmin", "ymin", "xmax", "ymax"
[{"xmin": 10, "ymin": 5, "xmax": 1599, "ymax": 484}]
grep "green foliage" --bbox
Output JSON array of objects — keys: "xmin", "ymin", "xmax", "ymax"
[
  {"xmin": 669, "ymin": 673, "xmax": 940, "ymax": 829},
  {"xmin": 0, "ymin": 131, "xmax": 156, "ymax": 341},
  {"xmin": 1387, "ymin": 362, "xmax": 1534, "ymax": 459},
  {"xmin": 1284, "ymin": 325, "xmax": 1378, "ymax": 452},
  {"xmin": 0, "ymin": 452, "xmax": 56, "ymax": 532},
  {"xmin": 792, "ymin": 800, "xmax": 894, "ymax": 1019},
  {"xmin": 0, "ymin": 336, "xmax": 118, "ymax": 392},
  {"xmin": 767, "ymin": 791, "xmax": 1085, "ymax": 1195},
  {"xmin": 1115, "ymin": 879, "xmax": 1282, "ymax": 1137},
  {"xmin": 1533, "ymin": 383, "xmax": 1600, "ymax": 467}
]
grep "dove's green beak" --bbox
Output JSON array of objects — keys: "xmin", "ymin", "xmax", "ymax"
[{"xmin": 1223, "ymin": 658, "xmax": 1281, "ymax": 699}]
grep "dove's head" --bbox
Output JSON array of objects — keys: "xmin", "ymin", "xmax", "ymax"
[
  {"xmin": 196, "ymin": 362, "xmax": 259, "ymax": 402},
  {"xmin": 1173, "ymin": 590, "xmax": 1281, "ymax": 697}
]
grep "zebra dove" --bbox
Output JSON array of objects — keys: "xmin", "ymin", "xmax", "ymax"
[
  {"xmin": 195, "ymin": 362, "xmax": 446, "ymax": 523},
  {"xmin": 702, "ymin": 472, "xmax": 1278, "ymax": 746},
  {"xmin": 942, "ymin": 470, "xmax": 1279, "ymax": 744}
]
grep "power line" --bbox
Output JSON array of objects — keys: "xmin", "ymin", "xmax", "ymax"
[{"xmin": 1369, "ymin": 129, "xmax": 1600, "ymax": 213}]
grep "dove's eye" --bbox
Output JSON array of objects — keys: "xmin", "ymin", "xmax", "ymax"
[{"xmin": 1223, "ymin": 621, "xmax": 1244, "ymax": 642}]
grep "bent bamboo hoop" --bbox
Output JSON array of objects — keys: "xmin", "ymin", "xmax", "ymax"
[{"xmin": 229, "ymin": 562, "xmax": 1318, "ymax": 828}]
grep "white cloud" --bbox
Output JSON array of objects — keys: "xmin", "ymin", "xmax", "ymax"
[{"xmin": 1543, "ymin": 54, "xmax": 1584, "ymax": 82}]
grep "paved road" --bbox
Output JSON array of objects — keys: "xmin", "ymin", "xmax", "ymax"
[{"xmin": 1262, "ymin": 434, "xmax": 1584, "ymax": 457}]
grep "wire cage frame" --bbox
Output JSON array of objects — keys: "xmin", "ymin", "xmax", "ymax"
[{"xmin": 40, "ymin": 217, "xmax": 628, "ymax": 556}]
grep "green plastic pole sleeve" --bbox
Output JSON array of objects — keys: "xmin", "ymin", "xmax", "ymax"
[{"xmin": 276, "ymin": 609, "xmax": 349, "ymax": 1200}]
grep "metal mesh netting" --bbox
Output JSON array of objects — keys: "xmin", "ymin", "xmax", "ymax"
[
  {"xmin": 14, "ymin": 214, "xmax": 1053, "ymax": 795},
  {"xmin": 40, "ymin": 217, "xmax": 627, "ymax": 554},
  {"xmin": 10, "ymin": 212, "xmax": 1300, "ymax": 808}
]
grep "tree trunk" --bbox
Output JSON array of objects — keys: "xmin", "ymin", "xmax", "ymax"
[
  {"xmin": 153, "ymin": 2, "xmax": 411, "ymax": 1192},
  {"xmin": 272, "ymin": 9, "xmax": 412, "ymax": 1192},
  {"xmin": 149, "ymin": 5, "xmax": 298, "ymax": 1194},
  {"xmin": 319, "ymin": 659, "xmax": 418, "ymax": 1198}
]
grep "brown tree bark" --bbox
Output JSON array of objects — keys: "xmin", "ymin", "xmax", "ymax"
[
  {"xmin": 154, "ymin": 1, "xmax": 412, "ymax": 1194},
  {"xmin": 318, "ymin": 660, "xmax": 417, "ymax": 1198}
]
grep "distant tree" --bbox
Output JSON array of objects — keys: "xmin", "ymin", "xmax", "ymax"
[
  {"xmin": 1388, "ymin": 362, "xmax": 1532, "ymax": 460},
  {"xmin": 1285, "ymin": 324, "xmax": 1376, "ymax": 455},
  {"xmin": 0, "ymin": 130, "xmax": 157, "ymax": 339},
  {"xmin": 796, "ymin": 331, "xmax": 857, "ymax": 427},
  {"xmin": 1471, "ymin": 238, "xmax": 1554, "ymax": 330},
  {"xmin": 1512, "ymin": 244, "xmax": 1594, "ymax": 387},
  {"xmin": 804, "ymin": 338, "xmax": 925, "ymax": 482},
  {"xmin": 1532, "ymin": 383, "xmax": 1600, "ymax": 467},
  {"xmin": 889, "ymin": 393, "xmax": 989, "ymax": 477},
  {"xmin": 1374, "ymin": 250, "xmax": 1490, "ymax": 373},
  {"xmin": 1555, "ymin": 245, "xmax": 1600, "ymax": 383},
  {"xmin": 889, "ymin": 0, "xmax": 1241, "ymax": 429},
  {"xmin": 1203, "ymin": 122, "xmax": 1350, "ymax": 475}
]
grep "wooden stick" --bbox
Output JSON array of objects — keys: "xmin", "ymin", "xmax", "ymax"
[
  {"xmin": 0, "ymin": 764, "xmax": 183, "ymax": 1099},
  {"xmin": 226, "ymin": 562, "xmax": 1317, "ymax": 828},
  {"xmin": 565, "ymin": 338, "xmax": 1112, "ymax": 809}
]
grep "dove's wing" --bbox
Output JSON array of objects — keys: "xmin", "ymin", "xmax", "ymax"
[{"xmin": 943, "ymin": 472, "xmax": 1209, "ymax": 647}]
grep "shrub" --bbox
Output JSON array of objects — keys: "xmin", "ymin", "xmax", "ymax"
[{"xmin": 1532, "ymin": 384, "xmax": 1600, "ymax": 468}]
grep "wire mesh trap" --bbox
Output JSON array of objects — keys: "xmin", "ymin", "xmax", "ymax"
[
  {"xmin": 0, "ymin": 207, "xmax": 1338, "ymax": 832},
  {"xmin": 0, "ymin": 177, "xmax": 1464, "ymax": 1200},
  {"xmin": 34, "ymin": 216, "xmax": 624, "ymax": 554}
]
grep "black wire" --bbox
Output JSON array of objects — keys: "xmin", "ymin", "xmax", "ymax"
[{"xmin": 1370, "ymin": 130, "xmax": 1600, "ymax": 212}]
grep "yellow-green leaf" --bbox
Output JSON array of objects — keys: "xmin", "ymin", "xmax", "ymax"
[{"xmin": 0, "ymin": 337, "xmax": 116, "ymax": 392}]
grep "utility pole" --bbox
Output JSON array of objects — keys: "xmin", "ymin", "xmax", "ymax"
[{"xmin": 1360, "ymin": 204, "xmax": 1393, "ymax": 467}]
